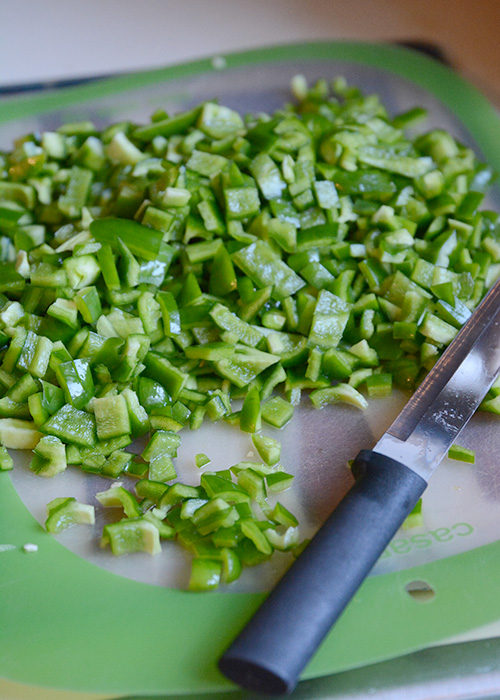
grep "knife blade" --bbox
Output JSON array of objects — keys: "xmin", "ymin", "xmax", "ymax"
[{"xmin": 218, "ymin": 274, "xmax": 500, "ymax": 695}]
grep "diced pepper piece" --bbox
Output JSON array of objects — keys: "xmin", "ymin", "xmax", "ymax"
[
  {"xmin": 133, "ymin": 106, "xmax": 201, "ymax": 141},
  {"xmin": 101, "ymin": 450, "xmax": 133, "ymax": 478},
  {"xmin": 240, "ymin": 520, "xmax": 273, "ymax": 555},
  {"xmin": 308, "ymin": 290, "xmax": 352, "ymax": 350},
  {"xmin": 236, "ymin": 467, "xmax": 267, "ymax": 501},
  {"xmin": 198, "ymin": 102, "xmax": 244, "ymax": 139},
  {"xmin": 96, "ymin": 244, "xmax": 120, "ymax": 291},
  {"xmin": 121, "ymin": 388, "xmax": 150, "ymax": 438},
  {"xmin": 209, "ymin": 244, "xmax": 237, "ymax": 296},
  {"xmin": 92, "ymin": 395, "xmax": 131, "ymax": 440},
  {"xmin": 30, "ymin": 434, "xmax": 67, "ymax": 477},
  {"xmin": 264, "ymin": 526, "xmax": 300, "ymax": 551},
  {"xmin": 210, "ymin": 303, "xmax": 263, "ymax": 348},
  {"xmin": 55, "ymin": 359, "xmax": 94, "ymax": 410},
  {"xmin": 64, "ymin": 254, "xmax": 100, "ymax": 290},
  {"xmin": 159, "ymin": 483, "xmax": 201, "ymax": 511},
  {"xmin": 186, "ymin": 149, "xmax": 228, "ymax": 177},
  {"xmin": 448, "ymin": 444, "xmax": 475, "ymax": 463},
  {"xmin": 365, "ymin": 373, "xmax": 393, "ymax": 398},
  {"xmin": 101, "ymin": 518, "xmax": 161, "ymax": 556},
  {"xmin": 200, "ymin": 473, "xmax": 250, "ymax": 503},
  {"xmin": 232, "ymin": 241, "xmax": 305, "ymax": 301},
  {"xmin": 157, "ymin": 291, "xmax": 181, "ymax": 337},
  {"xmin": 215, "ymin": 347, "xmax": 280, "ymax": 388},
  {"xmin": 272, "ymin": 501, "xmax": 299, "ymax": 528},
  {"xmin": 58, "ymin": 166, "xmax": 93, "ymax": 218},
  {"xmin": 310, "ymin": 384, "xmax": 368, "ymax": 410},
  {"xmin": 184, "ymin": 342, "xmax": 235, "ymax": 362},
  {"xmin": 143, "ymin": 353, "xmax": 189, "ymax": 399},
  {"xmin": 251, "ymin": 434, "xmax": 281, "ymax": 466},
  {"xmin": 0, "ymin": 418, "xmax": 42, "ymax": 449},
  {"xmin": 106, "ymin": 131, "xmax": 146, "ymax": 165},
  {"xmin": 42, "ymin": 404, "xmax": 97, "ymax": 447},
  {"xmin": 224, "ymin": 187, "xmax": 260, "ymax": 221},
  {"xmin": 0, "ymin": 397, "xmax": 30, "ymax": 419},
  {"xmin": 249, "ymin": 153, "xmax": 286, "ymax": 200},
  {"xmin": 188, "ymin": 558, "xmax": 222, "ymax": 591},
  {"xmin": 0, "ymin": 445, "xmax": 14, "ymax": 471},
  {"xmin": 90, "ymin": 218, "xmax": 163, "ymax": 261},
  {"xmin": 45, "ymin": 496, "xmax": 95, "ymax": 533},
  {"xmin": 46, "ymin": 298, "xmax": 79, "ymax": 328},
  {"xmin": 220, "ymin": 547, "xmax": 242, "ymax": 584},
  {"xmin": 266, "ymin": 471, "xmax": 294, "ymax": 492},
  {"xmin": 402, "ymin": 498, "xmax": 424, "ymax": 530},
  {"xmin": 96, "ymin": 485, "xmax": 143, "ymax": 518},
  {"xmin": 419, "ymin": 313, "xmax": 458, "ymax": 345},
  {"xmin": 191, "ymin": 497, "xmax": 238, "ymax": 535},
  {"xmin": 261, "ymin": 396, "xmax": 294, "ymax": 428},
  {"xmin": 195, "ymin": 453, "xmax": 211, "ymax": 468},
  {"xmin": 135, "ymin": 479, "xmax": 169, "ymax": 504},
  {"xmin": 7, "ymin": 373, "xmax": 39, "ymax": 403},
  {"xmin": 142, "ymin": 430, "xmax": 180, "ymax": 482},
  {"xmin": 75, "ymin": 286, "xmax": 102, "ymax": 324}
]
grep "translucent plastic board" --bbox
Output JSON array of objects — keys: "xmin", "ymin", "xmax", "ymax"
[{"xmin": 2, "ymin": 41, "xmax": 500, "ymax": 697}]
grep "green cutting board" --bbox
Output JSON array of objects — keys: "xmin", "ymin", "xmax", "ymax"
[{"xmin": 2, "ymin": 41, "xmax": 500, "ymax": 698}]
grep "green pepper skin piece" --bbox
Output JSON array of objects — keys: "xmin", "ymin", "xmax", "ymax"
[
  {"xmin": 41, "ymin": 404, "xmax": 97, "ymax": 447},
  {"xmin": 142, "ymin": 353, "xmax": 189, "ymax": 400},
  {"xmin": 239, "ymin": 386, "xmax": 261, "ymax": 433},
  {"xmin": 224, "ymin": 187, "xmax": 261, "ymax": 221},
  {"xmin": 157, "ymin": 291, "xmax": 181, "ymax": 337},
  {"xmin": 90, "ymin": 218, "xmax": 163, "ymax": 261},
  {"xmin": 0, "ymin": 181, "xmax": 35, "ymax": 208},
  {"xmin": 232, "ymin": 241, "xmax": 305, "ymax": 302},
  {"xmin": 96, "ymin": 244, "xmax": 121, "ymax": 291},
  {"xmin": 209, "ymin": 303, "xmax": 263, "ymax": 348},
  {"xmin": 55, "ymin": 359, "xmax": 94, "ymax": 410},
  {"xmin": 0, "ymin": 263, "xmax": 25, "ymax": 294},
  {"xmin": 249, "ymin": 153, "xmax": 286, "ymax": 200},
  {"xmin": 0, "ymin": 445, "xmax": 14, "ymax": 471},
  {"xmin": 252, "ymin": 434, "xmax": 281, "ymax": 466},
  {"xmin": 45, "ymin": 497, "xmax": 95, "ymax": 533},
  {"xmin": 215, "ymin": 348, "xmax": 280, "ymax": 388},
  {"xmin": 75, "ymin": 286, "xmax": 102, "ymax": 324},
  {"xmin": 133, "ymin": 106, "xmax": 201, "ymax": 142},
  {"xmin": 58, "ymin": 166, "xmax": 93, "ymax": 219},
  {"xmin": 198, "ymin": 102, "xmax": 244, "ymax": 140},
  {"xmin": 92, "ymin": 395, "xmax": 131, "ymax": 440},
  {"xmin": 101, "ymin": 518, "xmax": 161, "ymax": 556},
  {"xmin": 188, "ymin": 558, "xmax": 222, "ymax": 591},
  {"xmin": 96, "ymin": 485, "xmax": 142, "ymax": 519},
  {"xmin": 209, "ymin": 244, "xmax": 237, "ymax": 297},
  {"xmin": 261, "ymin": 396, "xmax": 294, "ymax": 428},
  {"xmin": 308, "ymin": 290, "xmax": 352, "ymax": 350},
  {"xmin": 448, "ymin": 444, "xmax": 475, "ymax": 463}
]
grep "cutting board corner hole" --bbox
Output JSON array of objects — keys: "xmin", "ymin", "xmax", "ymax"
[{"xmin": 405, "ymin": 579, "xmax": 436, "ymax": 602}]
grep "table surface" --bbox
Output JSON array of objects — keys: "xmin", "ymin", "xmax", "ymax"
[{"xmin": 1, "ymin": 3, "xmax": 500, "ymax": 699}]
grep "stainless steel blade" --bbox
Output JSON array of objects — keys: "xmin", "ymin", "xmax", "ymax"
[{"xmin": 375, "ymin": 276, "xmax": 500, "ymax": 481}]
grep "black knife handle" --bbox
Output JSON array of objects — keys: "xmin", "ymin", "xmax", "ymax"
[{"xmin": 218, "ymin": 450, "xmax": 427, "ymax": 695}]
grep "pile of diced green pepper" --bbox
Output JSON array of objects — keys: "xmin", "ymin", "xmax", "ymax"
[{"xmin": 0, "ymin": 75, "xmax": 499, "ymax": 589}]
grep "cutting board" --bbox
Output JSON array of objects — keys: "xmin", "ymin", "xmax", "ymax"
[{"xmin": 2, "ymin": 41, "xmax": 500, "ymax": 697}]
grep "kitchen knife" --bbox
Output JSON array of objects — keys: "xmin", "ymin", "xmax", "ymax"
[{"xmin": 219, "ymin": 273, "xmax": 500, "ymax": 695}]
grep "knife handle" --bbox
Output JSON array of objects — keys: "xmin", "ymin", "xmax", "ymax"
[{"xmin": 218, "ymin": 449, "xmax": 427, "ymax": 695}]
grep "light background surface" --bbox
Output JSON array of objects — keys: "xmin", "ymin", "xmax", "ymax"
[{"xmin": 0, "ymin": 0, "xmax": 499, "ymax": 104}]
